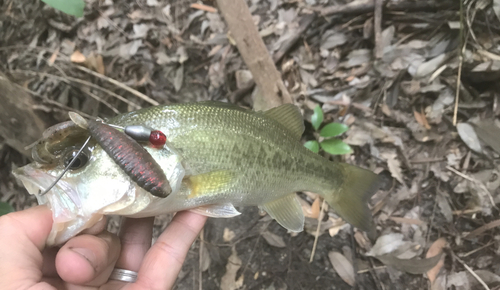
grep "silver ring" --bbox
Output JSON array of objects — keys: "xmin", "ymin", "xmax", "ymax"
[{"xmin": 109, "ymin": 268, "xmax": 138, "ymax": 283}]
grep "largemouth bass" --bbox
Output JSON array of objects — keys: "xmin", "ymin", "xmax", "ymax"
[{"xmin": 14, "ymin": 101, "xmax": 379, "ymax": 245}]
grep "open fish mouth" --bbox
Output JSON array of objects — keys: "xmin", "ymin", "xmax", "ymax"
[{"xmin": 13, "ymin": 166, "xmax": 104, "ymax": 245}]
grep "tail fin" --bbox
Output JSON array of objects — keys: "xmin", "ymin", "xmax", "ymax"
[{"xmin": 321, "ymin": 163, "xmax": 380, "ymax": 232}]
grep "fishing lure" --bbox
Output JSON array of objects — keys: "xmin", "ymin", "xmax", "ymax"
[{"xmin": 40, "ymin": 113, "xmax": 172, "ymax": 198}]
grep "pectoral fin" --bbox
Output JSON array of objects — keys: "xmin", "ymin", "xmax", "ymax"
[
  {"xmin": 190, "ymin": 204, "xmax": 241, "ymax": 218},
  {"xmin": 260, "ymin": 194, "xmax": 304, "ymax": 232}
]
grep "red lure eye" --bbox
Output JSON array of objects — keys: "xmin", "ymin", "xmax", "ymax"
[{"xmin": 149, "ymin": 130, "xmax": 167, "ymax": 146}]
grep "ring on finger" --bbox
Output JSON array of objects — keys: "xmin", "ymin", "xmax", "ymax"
[{"xmin": 109, "ymin": 268, "xmax": 138, "ymax": 283}]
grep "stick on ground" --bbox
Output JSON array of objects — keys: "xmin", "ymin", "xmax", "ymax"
[{"xmin": 216, "ymin": 0, "xmax": 292, "ymax": 110}]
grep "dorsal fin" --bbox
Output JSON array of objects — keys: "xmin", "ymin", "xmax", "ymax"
[{"xmin": 264, "ymin": 104, "xmax": 305, "ymax": 140}]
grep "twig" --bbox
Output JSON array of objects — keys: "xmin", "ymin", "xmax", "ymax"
[
  {"xmin": 80, "ymin": 87, "xmax": 120, "ymax": 114},
  {"xmin": 191, "ymin": 3, "xmax": 218, "ymax": 13},
  {"xmin": 460, "ymin": 241, "xmax": 494, "ymax": 258},
  {"xmin": 309, "ymin": 199, "xmax": 326, "ymax": 262},
  {"xmin": 453, "ymin": 0, "xmax": 465, "ymax": 126},
  {"xmin": 74, "ymin": 65, "xmax": 158, "ymax": 106},
  {"xmin": 198, "ymin": 228, "xmax": 204, "ymax": 290},
  {"xmin": 452, "ymin": 252, "xmax": 490, "ymax": 290},
  {"xmin": 9, "ymin": 80, "xmax": 94, "ymax": 119},
  {"xmin": 318, "ymin": 0, "xmax": 456, "ymax": 17},
  {"xmin": 13, "ymin": 70, "xmax": 142, "ymax": 110},
  {"xmin": 272, "ymin": 14, "xmax": 316, "ymax": 63},
  {"xmin": 216, "ymin": 0, "xmax": 292, "ymax": 110},
  {"xmin": 374, "ymin": 0, "xmax": 383, "ymax": 59},
  {"xmin": 446, "ymin": 165, "xmax": 498, "ymax": 210}
]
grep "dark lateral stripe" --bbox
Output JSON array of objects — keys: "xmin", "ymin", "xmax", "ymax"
[{"xmin": 87, "ymin": 120, "xmax": 171, "ymax": 198}]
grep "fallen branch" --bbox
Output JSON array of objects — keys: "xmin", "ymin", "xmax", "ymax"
[
  {"xmin": 216, "ymin": 0, "xmax": 292, "ymax": 110},
  {"xmin": 318, "ymin": 0, "xmax": 456, "ymax": 17}
]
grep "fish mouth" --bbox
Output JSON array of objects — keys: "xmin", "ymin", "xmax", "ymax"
[{"xmin": 13, "ymin": 166, "xmax": 98, "ymax": 246}]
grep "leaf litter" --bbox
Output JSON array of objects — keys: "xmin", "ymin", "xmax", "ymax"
[{"xmin": 2, "ymin": 0, "xmax": 500, "ymax": 289}]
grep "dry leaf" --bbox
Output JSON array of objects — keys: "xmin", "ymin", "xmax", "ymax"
[
  {"xmin": 261, "ymin": 231, "xmax": 286, "ymax": 248},
  {"xmin": 413, "ymin": 110, "xmax": 431, "ymax": 130},
  {"xmin": 173, "ymin": 65, "xmax": 184, "ymax": 92},
  {"xmin": 200, "ymin": 243, "xmax": 211, "ymax": 272},
  {"xmin": 426, "ymin": 238, "xmax": 447, "ymax": 284},
  {"xmin": 310, "ymin": 197, "xmax": 321, "ymax": 219},
  {"xmin": 457, "ymin": 123, "xmax": 482, "ymax": 153},
  {"xmin": 328, "ymin": 251, "xmax": 355, "ymax": 286},
  {"xmin": 220, "ymin": 248, "xmax": 242, "ymax": 290},
  {"xmin": 87, "ymin": 53, "xmax": 105, "ymax": 75},
  {"xmin": 70, "ymin": 50, "xmax": 86, "ymax": 63},
  {"xmin": 376, "ymin": 253, "xmax": 443, "ymax": 274},
  {"xmin": 381, "ymin": 151, "xmax": 404, "ymax": 184},
  {"xmin": 223, "ymin": 228, "xmax": 236, "ymax": 242},
  {"xmin": 48, "ymin": 47, "xmax": 60, "ymax": 66}
]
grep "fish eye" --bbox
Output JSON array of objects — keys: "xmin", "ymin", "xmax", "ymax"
[{"xmin": 63, "ymin": 149, "xmax": 89, "ymax": 170}]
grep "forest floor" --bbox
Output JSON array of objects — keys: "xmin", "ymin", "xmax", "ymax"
[{"xmin": 2, "ymin": 0, "xmax": 500, "ymax": 289}]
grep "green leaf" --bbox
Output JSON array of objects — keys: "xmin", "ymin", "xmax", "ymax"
[
  {"xmin": 41, "ymin": 0, "xmax": 85, "ymax": 17},
  {"xmin": 0, "ymin": 202, "xmax": 14, "ymax": 216},
  {"xmin": 320, "ymin": 139, "xmax": 353, "ymax": 155},
  {"xmin": 320, "ymin": 123, "xmax": 349, "ymax": 138},
  {"xmin": 304, "ymin": 140, "xmax": 320, "ymax": 153},
  {"xmin": 311, "ymin": 105, "xmax": 324, "ymax": 131}
]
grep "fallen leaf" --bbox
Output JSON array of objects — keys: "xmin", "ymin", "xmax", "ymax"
[
  {"xmin": 414, "ymin": 53, "xmax": 447, "ymax": 78},
  {"xmin": 413, "ymin": 110, "xmax": 431, "ymax": 130},
  {"xmin": 70, "ymin": 50, "xmax": 86, "ymax": 63},
  {"xmin": 456, "ymin": 123, "xmax": 482, "ymax": 153},
  {"xmin": 375, "ymin": 253, "xmax": 443, "ymax": 274},
  {"xmin": 261, "ymin": 231, "xmax": 286, "ymax": 248},
  {"xmin": 381, "ymin": 151, "xmax": 404, "ymax": 184},
  {"xmin": 328, "ymin": 251, "xmax": 355, "ymax": 286},
  {"xmin": 220, "ymin": 248, "xmax": 242, "ymax": 290},
  {"xmin": 223, "ymin": 228, "xmax": 236, "ymax": 242},
  {"xmin": 310, "ymin": 197, "xmax": 321, "ymax": 219},
  {"xmin": 426, "ymin": 238, "xmax": 447, "ymax": 284},
  {"xmin": 473, "ymin": 120, "xmax": 500, "ymax": 154},
  {"xmin": 367, "ymin": 233, "xmax": 406, "ymax": 256},
  {"xmin": 200, "ymin": 243, "xmax": 211, "ymax": 272},
  {"xmin": 173, "ymin": 65, "xmax": 184, "ymax": 92},
  {"xmin": 48, "ymin": 47, "xmax": 60, "ymax": 66}
]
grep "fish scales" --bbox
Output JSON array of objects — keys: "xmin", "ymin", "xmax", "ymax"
[
  {"xmin": 14, "ymin": 101, "xmax": 380, "ymax": 245},
  {"xmin": 109, "ymin": 102, "xmax": 339, "ymax": 204}
]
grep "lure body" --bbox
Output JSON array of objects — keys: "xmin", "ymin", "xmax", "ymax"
[{"xmin": 86, "ymin": 120, "xmax": 172, "ymax": 198}]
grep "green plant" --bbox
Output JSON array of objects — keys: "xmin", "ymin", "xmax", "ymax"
[
  {"xmin": 304, "ymin": 105, "xmax": 352, "ymax": 155},
  {"xmin": 41, "ymin": 0, "xmax": 85, "ymax": 17},
  {"xmin": 0, "ymin": 202, "xmax": 14, "ymax": 216}
]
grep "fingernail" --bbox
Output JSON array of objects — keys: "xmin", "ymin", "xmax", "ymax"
[{"xmin": 70, "ymin": 247, "xmax": 97, "ymax": 270}]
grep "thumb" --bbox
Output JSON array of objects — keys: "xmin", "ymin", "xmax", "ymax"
[{"xmin": 0, "ymin": 206, "xmax": 53, "ymax": 287}]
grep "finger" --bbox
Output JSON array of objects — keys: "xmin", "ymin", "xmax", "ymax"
[
  {"xmin": 115, "ymin": 217, "xmax": 155, "ymax": 272},
  {"xmin": 132, "ymin": 211, "xmax": 207, "ymax": 290},
  {"xmin": 0, "ymin": 206, "xmax": 53, "ymax": 285},
  {"xmin": 43, "ymin": 216, "xmax": 108, "ymax": 278},
  {"xmin": 80, "ymin": 216, "xmax": 108, "ymax": 235},
  {"xmin": 55, "ymin": 231, "xmax": 121, "ymax": 286}
]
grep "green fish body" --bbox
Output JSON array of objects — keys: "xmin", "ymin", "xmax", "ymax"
[{"xmin": 14, "ymin": 101, "xmax": 379, "ymax": 245}]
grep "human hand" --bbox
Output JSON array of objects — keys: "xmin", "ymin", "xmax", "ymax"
[{"xmin": 0, "ymin": 205, "xmax": 207, "ymax": 290}]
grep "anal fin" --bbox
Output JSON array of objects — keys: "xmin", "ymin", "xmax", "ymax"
[
  {"xmin": 260, "ymin": 194, "xmax": 304, "ymax": 232},
  {"xmin": 190, "ymin": 204, "xmax": 241, "ymax": 218}
]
